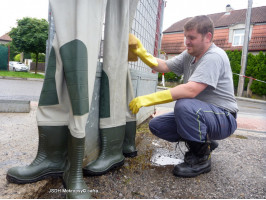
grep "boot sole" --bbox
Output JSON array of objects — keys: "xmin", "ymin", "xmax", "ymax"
[
  {"xmin": 210, "ymin": 140, "xmax": 218, "ymax": 151},
  {"xmin": 123, "ymin": 151, "xmax": 137, "ymax": 158},
  {"xmin": 173, "ymin": 165, "xmax": 211, "ymax": 178},
  {"xmin": 83, "ymin": 159, "xmax": 125, "ymax": 176},
  {"xmin": 6, "ymin": 172, "xmax": 63, "ymax": 184}
]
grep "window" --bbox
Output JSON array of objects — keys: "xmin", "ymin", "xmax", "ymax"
[{"xmin": 232, "ymin": 29, "xmax": 245, "ymax": 46}]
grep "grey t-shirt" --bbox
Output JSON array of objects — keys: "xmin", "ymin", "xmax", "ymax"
[{"xmin": 166, "ymin": 43, "xmax": 238, "ymax": 113}]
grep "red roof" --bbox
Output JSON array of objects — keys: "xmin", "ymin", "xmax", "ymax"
[
  {"xmin": 162, "ymin": 6, "xmax": 266, "ymax": 54},
  {"xmin": 0, "ymin": 32, "xmax": 12, "ymax": 42},
  {"xmin": 164, "ymin": 6, "xmax": 266, "ymax": 33}
]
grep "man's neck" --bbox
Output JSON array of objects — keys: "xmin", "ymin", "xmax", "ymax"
[{"xmin": 195, "ymin": 43, "xmax": 213, "ymax": 63}]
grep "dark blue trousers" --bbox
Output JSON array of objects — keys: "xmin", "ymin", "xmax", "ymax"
[{"xmin": 149, "ymin": 99, "xmax": 237, "ymax": 143}]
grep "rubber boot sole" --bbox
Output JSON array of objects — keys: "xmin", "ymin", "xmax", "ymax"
[
  {"xmin": 83, "ymin": 159, "xmax": 124, "ymax": 176},
  {"xmin": 6, "ymin": 171, "xmax": 63, "ymax": 184},
  {"xmin": 123, "ymin": 151, "xmax": 137, "ymax": 158}
]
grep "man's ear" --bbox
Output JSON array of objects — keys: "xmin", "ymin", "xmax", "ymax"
[{"xmin": 206, "ymin": 32, "xmax": 213, "ymax": 42}]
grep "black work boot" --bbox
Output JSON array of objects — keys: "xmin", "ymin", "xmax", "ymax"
[
  {"xmin": 123, "ymin": 121, "xmax": 137, "ymax": 158},
  {"xmin": 179, "ymin": 138, "xmax": 218, "ymax": 152},
  {"xmin": 173, "ymin": 141, "xmax": 211, "ymax": 178},
  {"xmin": 63, "ymin": 133, "xmax": 91, "ymax": 199},
  {"xmin": 209, "ymin": 140, "xmax": 218, "ymax": 152},
  {"xmin": 6, "ymin": 126, "xmax": 68, "ymax": 184}
]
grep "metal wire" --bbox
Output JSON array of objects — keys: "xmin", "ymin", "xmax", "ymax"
[{"xmin": 129, "ymin": 0, "xmax": 161, "ymax": 73}]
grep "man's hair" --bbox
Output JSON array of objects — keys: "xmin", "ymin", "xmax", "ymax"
[{"xmin": 184, "ymin": 15, "xmax": 214, "ymax": 40}]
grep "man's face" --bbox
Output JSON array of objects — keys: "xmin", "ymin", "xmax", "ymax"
[{"xmin": 184, "ymin": 29, "xmax": 210, "ymax": 58}]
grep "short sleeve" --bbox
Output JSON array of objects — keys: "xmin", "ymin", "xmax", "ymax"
[
  {"xmin": 165, "ymin": 51, "xmax": 189, "ymax": 76},
  {"xmin": 188, "ymin": 53, "xmax": 223, "ymax": 89}
]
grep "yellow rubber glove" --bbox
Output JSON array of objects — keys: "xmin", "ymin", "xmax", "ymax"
[
  {"xmin": 129, "ymin": 90, "xmax": 173, "ymax": 114},
  {"xmin": 129, "ymin": 34, "xmax": 158, "ymax": 67}
]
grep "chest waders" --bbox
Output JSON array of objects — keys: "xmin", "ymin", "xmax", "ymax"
[
  {"xmin": 83, "ymin": 0, "xmax": 139, "ymax": 176},
  {"xmin": 6, "ymin": 0, "xmax": 107, "ymax": 198}
]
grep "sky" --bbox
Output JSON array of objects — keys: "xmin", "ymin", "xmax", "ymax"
[{"xmin": 1, "ymin": 0, "xmax": 266, "ymax": 37}]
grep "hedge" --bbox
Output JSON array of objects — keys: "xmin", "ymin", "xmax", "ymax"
[{"xmin": 226, "ymin": 50, "xmax": 266, "ymax": 96}]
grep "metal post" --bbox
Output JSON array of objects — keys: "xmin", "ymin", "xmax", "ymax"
[{"xmin": 237, "ymin": 0, "xmax": 253, "ymax": 97}]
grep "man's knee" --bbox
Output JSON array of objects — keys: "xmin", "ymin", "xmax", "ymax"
[
  {"xmin": 149, "ymin": 117, "xmax": 158, "ymax": 135},
  {"xmin": 149, "ymin": 117, "xmax": 180, "ymax": 142},
  {"xmin": 174, "ymin": 99, "xmax": 195, "ymax": 118},
  {"xmin": 149, "ymin": 116, "xmax": 170, "ymax": 139}
]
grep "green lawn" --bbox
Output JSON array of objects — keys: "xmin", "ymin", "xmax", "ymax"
[{"xmin": 0, "ymin": 71, "xmax": 45, "ymax": 79}]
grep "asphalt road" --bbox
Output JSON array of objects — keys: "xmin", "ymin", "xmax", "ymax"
[
  {"xmin": 0, "ymin": 78, "xmax": 43, "ymax": 101},
  {"xmin": 1, "ymin": 78, "xmax": 265, "ymax": 121}
]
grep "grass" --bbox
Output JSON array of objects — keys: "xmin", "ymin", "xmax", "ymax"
[{"xmin": 0, "ymin": 70, "xmax": 45, "ymax": 79}]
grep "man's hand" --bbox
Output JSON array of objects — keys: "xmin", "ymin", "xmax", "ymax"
[
  {"xmin": 129, "ymin": 90, "xmax": 173, "ymax": 114},
  {"xmin": 128, "ymin": 34, "xmax": 158, "ymax": 67}
]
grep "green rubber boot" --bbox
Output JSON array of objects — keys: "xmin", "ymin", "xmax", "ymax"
[
  {"xmin": 123, "ymin": 121, "xmax": 137, "ymax": 157},
  {"xmin": 63, "ymin": 133, "xmax": 92, "ymax": 199},
  {"xmin": 83, "ymin": 125, "xmax": 125, "ymax": 176},
  {"xmin": 6, "ymin": 126, "xmax": 68, "ymax": 184}
]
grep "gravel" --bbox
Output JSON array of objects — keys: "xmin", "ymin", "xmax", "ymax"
[{"xmin": 0, "ymin": 103, "xmax": 265, "ymax": 199}]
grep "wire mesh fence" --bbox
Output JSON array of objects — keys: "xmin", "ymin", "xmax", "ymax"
[
  {"xmin": 46, "ymin": 0, "xmax": 165, "ymax": 73},
  {"xmin": 129, "ymin": 0, "xmax": 164, "ymax": 73}
]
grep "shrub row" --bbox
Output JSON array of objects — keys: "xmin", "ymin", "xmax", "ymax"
[{"xmin": 226, "ymin": 50, "xmax": 266, "ymax": 96}]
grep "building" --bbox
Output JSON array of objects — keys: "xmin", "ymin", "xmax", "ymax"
[
  {"xmin": 0, "ymin": 33, "xmax": 12, "ymax": 45},
  {"xmin": 161, "ymin": 5, "xmax": 266, "ymax": 59}
]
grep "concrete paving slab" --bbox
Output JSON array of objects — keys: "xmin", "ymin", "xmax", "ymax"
[{"xmin": 0, "ymin": 100, "xmax": 30, "ymax": 113}]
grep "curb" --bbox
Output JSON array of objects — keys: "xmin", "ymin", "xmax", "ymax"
[
  {"xmin": 0, "ymin": 76, "xmax": 41, "ymax": 113},
  {"xmin": 235, "ymin": 96, "xmax": 266, "ymax": 104},
  {"xmin": 0, "ymin": 99, "xmax": 30, "ymax": 113},
  {"xmin": 157, "ymin": 86, "xmax": 266, "ymax": 104},
  {"xmin": 0, "ymin": 76, "xmax": 44, "ymax": 82}
]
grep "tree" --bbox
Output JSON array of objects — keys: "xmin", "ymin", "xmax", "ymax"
[{"xmin": 9, "ymin": 17, "xmax": 48, "ymax": 74}]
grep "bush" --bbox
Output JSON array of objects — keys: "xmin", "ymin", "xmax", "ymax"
[
  {"xmin": 158, "ymin": 72, "xmax": 181, "ymax": 82},
  {"xmin": 226, "ymin": 50, "xmax": 266, "ymax": 96},
  {"xmin": 248, "ymin": 52, "xmax": 266, "ymax": 95},
  {"xmin": 14, "ymin": 54, "xmax": 20, "ymax": 62}
]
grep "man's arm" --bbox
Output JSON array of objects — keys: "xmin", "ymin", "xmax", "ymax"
[
  {"xmin": 153, "ymin": 58, "xmax": 171, "ymax": 73},
  {"xmin": 170, "ymin": 81, "xmax": 207, "ymax": 100},
  {"xmin": 129, "ymin": 81, "xmax": 207, "ymax": 114}
]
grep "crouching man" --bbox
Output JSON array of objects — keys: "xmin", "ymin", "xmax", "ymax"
[{"xmin": 128, "ymin": 15, "xmax": 238, "ymax": 177}]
